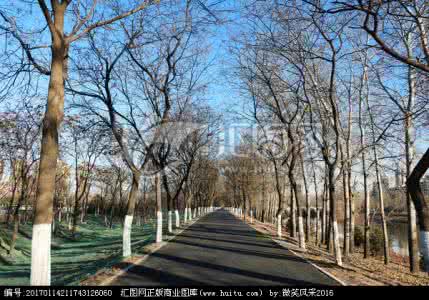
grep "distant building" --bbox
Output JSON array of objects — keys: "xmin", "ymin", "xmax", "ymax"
[
  {"xmin": 371, "ymin": 175, "xmax": 390, "ymax": 200},
  {"xmin": 372, "ymin": 164, "xmax": 429, "ymax": 210},
  {"xmin": 395, "ymin": 163, "xmax": 401, "ymax": 188},
  {"xmin": 422, "ymin": 176, "xmax": 429, "ymax": 196}
]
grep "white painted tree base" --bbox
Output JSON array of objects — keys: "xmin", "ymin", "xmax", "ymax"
[
  {"xmin": 420, "ymin": 230, "xmax": 429, "ymax": 272},
  {"xmin": 298, "ymin": 216, "xmax": 306, "ymax": 250},
  {"xmin": 277, "ymin": 215, "xmax": 282, "ymax": 238},
  {"xmin": 123, "ymin": 215, "xmax": 133, "ymax": 257},
  {"xmin": 184, "ymin": 207, "xmax": 188, "ymax": 223},
  {"xmin": 175, "ymin": 210, "xmax": 180, "ymax": 228},
  {"xmin": 30, "ymin": 224, "xmax": 51, "ymax": 286},
  {"xmin": 332, "ymin": 221, "xmax": 342, "ymax": 266},
  {"xmin": 168, "ymin": 211, "xmax": 173, "ymax": 233},
  {"xmin": 156, "ymin": 211, "xmax": 162, "ymax": 243}
]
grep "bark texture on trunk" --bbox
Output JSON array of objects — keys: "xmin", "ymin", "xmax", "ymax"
[
  {"xmin": 328, "ymin": 167, "xmax": 342, "ymax": 266},
  {"xmin": 401, "ymin": 64, "xmax": 419, "ymax": 272}
]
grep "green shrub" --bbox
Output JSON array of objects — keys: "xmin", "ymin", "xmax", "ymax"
[
  {"xmin": 354, "ymin": 226, "xmax": 364, "ymax": 248},
  {"xmin": 369, "ymin": 227, "xmax": 384, "ymax": 256}
]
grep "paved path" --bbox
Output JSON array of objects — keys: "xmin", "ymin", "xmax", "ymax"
[{"xmin": 111, "ymin": 209, "xmax": 339, "ymax": 286}]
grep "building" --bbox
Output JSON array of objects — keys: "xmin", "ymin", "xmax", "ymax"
[
  {"xmin": 371, "ymin": 175, "xmax": 390, "ymax": 200},
  {"xmin": 422, "ymin": 176, "xmax": 429, "ymax": 196},
  {"xmin": 395, "ymin": 163, "xmax": 401, "ymax": 188}
]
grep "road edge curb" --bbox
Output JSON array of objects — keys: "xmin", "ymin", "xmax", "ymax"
[
  {"xmin": 273, "ymin": 239, "xmax": 347, "ymax": 286},
  {"xmin": 239, "ymin": 216, "xmax": 347, "ymax": 286}
]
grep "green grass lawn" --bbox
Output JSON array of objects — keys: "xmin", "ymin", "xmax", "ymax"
[{"xmin": 0, "ymin": 214, "xmax": 165, "ymax": 286}]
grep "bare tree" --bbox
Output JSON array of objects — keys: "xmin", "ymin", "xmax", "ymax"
[
  {"xmin": 0, "ymin": 0, "xmax": 159, "ymax": 285},
  {"xmin": 0, "ymin": 102, "xmax": 41, "ymax": 255},
  {"xmin": 328, "ymin": 0, "xmax": 429, "ymax": 273}
]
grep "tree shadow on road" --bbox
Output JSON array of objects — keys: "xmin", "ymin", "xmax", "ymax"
[
  {"xmin": 178, "ymin": 233, "xmax": 283, "ymax": 250},
  {"xmin": 185, "ymin": 227, "xmax": 264, "ymax": 239},
  {"xmin": 171, "ymin": 239, "xmax": 305, "ymax": 263},
  {"xmin": 148, "ymin": 252, "xmax": 336, "ymax": 286},
  {"xmin": 112, "ymin": 263, "xmax": 206, "ymax": 286}
]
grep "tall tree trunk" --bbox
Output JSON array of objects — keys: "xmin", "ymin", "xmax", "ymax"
[
  {"xmin": 346, "ymin": 92, "xmax": 355, "ymax": 253},
  {"xmin": 312, "ymin": 164, "xmax": 320, "ymax": 245},
  {"xmin": 301, "ymin": 156, "xmax": 310, "ymax": 242},
  {"xmin": 9, "ymin": 214, "xmax": 20, "ymax": 255},
  {"xmin": 58, "ymin": 201, "xmax": 62, "ymax": 223},
  {"xmin": 359, "ymin": 95, "xmax": 371, "ymax": 259},
  {"xmin": 357, "ymin": 47, "xmax": 371, "ymax": 259},
  {"xmin": 109, "ymin": 187, "xmax": 117, "ymax": 229},
  {"xmin": 261, "ymin": 174, "xmax": 266, "ymax": 223},
  {"xmin": 341, "ymin": 147, "xmax": 350, "ymax": 257},
  {"xmin": 348, "ymin": 168, "xmax": 355, "ymax": 252},
  {"xmin": 321, "ymin": 176, "xmax": 327, "ymax": 245},
  {"xmin": 290, "ymin": 185, "xmax": 296, "ymax": 238},
  {"xmin": 272, "ymin": 161, "xmax": 284, "ymax": 238},
  {"xmin": 31, "ymin": 3, "xmax": 67, "ymax": 285},
  {"xmin": 328, "ymin": 165, "xmax": 342, "ymax": 266},
  {"xmin": 72, "ymin": 173, "xmax": 81, "ymax": 237},
  {"xmin": 374, "ymin": 160, "xmax": 390, "ymax": 264},
  {"xmin": 162, "ymin": 173, "xmax": 173, "ymax": 234},
  {"xmin": 80, "ymin": 182, "xmax": 91, "ymax": 223},
  {"xmin": 405, "ymin": 65, "xmax": 419, "ymax": 272},
  {"xmin": 276, "ymin": 185, "xmax": 284, "ymax": 239},
  {"xmin": 292, "ymin": 181, "xmax": 306, "ymax": 249},
  {"xmin": 243, "ymin": 189, "xmax": 247, "ymax": 222},
  {"xmin": 366, "ymin": 89, "xmax": 389, "ymax": 264}
]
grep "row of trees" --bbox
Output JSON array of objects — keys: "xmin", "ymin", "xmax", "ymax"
[
  {"xmin": 0, "ymin": 0, "xmax": 224, "ymax": 285},
  {"xmin": 223, "ymin": 0, "xmax": 429, "ymax": 273}
]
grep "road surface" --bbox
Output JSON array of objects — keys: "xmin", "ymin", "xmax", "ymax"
[{"xmin": 111, "ymin": 209, "xmax": 339, "ymax": 286}]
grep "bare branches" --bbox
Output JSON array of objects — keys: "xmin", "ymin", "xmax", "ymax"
[
  {"xmin": 0, "ymin": 11, "xmax": 50, "ymax": 75},
  {"xmin": 330, "ymin": 0, "xmax": 429, "ymax": 73},
  {"xmin": 66, "ymin": 0, "xmax": 160, "ymax": 44}
]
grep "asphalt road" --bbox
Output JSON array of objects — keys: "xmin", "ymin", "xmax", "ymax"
[{"xmin": 111, "ymin": 209, "xmax": 339, "ymax": 286}]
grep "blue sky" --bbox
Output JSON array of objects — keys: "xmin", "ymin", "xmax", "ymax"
[{"xmin": 0, "ymin": 0, "xmax": 427, "ymax": 168}]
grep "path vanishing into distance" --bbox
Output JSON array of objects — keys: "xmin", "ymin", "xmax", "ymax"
[{"xmin": 111, "ymin": 209, "xmax": 339, "ymax": 286}]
